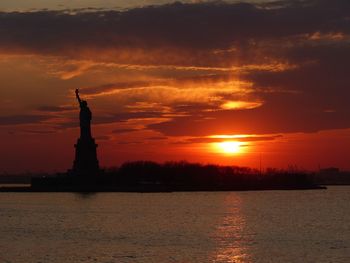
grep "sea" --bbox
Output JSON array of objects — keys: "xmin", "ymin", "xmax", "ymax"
[{"xmin": 0, "ymin": 186, "xmax": 349, "ymax": 263}]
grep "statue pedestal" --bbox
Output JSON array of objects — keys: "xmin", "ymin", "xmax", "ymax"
[{"xmin": 72, "ymin": 137, "xmax": 100, "ymax": 176}]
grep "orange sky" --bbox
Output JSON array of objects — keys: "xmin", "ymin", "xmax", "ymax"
[{"xmin": 0, "ymin": 1, "xmax": 350, "ymax": 173}]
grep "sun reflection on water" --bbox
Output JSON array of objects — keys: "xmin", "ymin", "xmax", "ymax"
[{"xmin": 211, "ymin": 194, "xmax": 251, "ymax": 263}]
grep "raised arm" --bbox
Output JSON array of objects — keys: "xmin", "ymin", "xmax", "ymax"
[{"xmin": 75, "ymin": 89, "xmax": 82, "ymax": 105}]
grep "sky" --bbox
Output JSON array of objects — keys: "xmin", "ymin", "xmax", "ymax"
[{"xmin": 1, "ymin": 0, "xmax": 350, "ymax": 173}]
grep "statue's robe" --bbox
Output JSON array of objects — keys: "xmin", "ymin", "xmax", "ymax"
[{"xmin": 79, "ymin": 105, "xmax": 92, "ymax": 139}]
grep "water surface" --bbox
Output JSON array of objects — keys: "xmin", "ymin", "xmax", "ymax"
[{"xmin": 1, "ymin": 187, "xmax": 349, "ymax": 262}]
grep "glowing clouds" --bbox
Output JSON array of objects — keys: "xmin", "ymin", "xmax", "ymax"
[{"xmin": 220, "ymin": 100, "xmax": 263, "ymax": 110}]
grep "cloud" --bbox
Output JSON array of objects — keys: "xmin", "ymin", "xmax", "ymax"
[
  {"xmin": 79, "ymin": 74, "xmax": 248, "ymax": 97},
  {"xmin": 220, "ymin": 100, "xmax": 263, "ymax": 110},
  {"xmin": 58, "ymin": 111, "xmax": 167, "ymax": 129},
  {"xmin": 36, "ymin": 105, "xmax": 75, "ymax": 112},
  {"xmin": 0, "ymin": 115, "xmax": 53, "ymax": 125},
  {"xmin": 116, "ymin": 140, "xmax": 143, "ymax": 145},
  {"xmin": 112, "ymin": 128, "xmax": 141, "ymax": 134},
  {"xmin": 20, "ymin": 129, "xmax": 56, "ymax": 134},
  {"xmin": 95, "ymin": 135, "xmax": 112, "ymax": 141},
  {"xmin": 82, "ymin": 81, "xmax": 156, "ymax": 96},
  {"xmin": 0, "ymin": 1, "xmax": 349, "ymax": 67},
  {"xmin": 2, "ymin": 0, "xmax": 350, "ymax": 136},
  {"xmin": 176, "ymin": 135, "xmax": 282, "ymax": 144},
  {"xmin": 149, "ymin": 99, "xmax": 350, "ymax": 136},
  {"xmin": 146, "ymin": 136, "xmax": 168, "ymax": 140}
]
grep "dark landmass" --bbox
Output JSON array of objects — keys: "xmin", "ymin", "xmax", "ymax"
[
  {"xmin": 0, "ymin": 174, "xmax": 32, "ymax": 184},
  {"xmin": 312, "ymin": 167, "xmax": 350, "ymax": 185},
  {"xmin": 0, "ymin": 161, "xmax": 326, "ymax": 192}
]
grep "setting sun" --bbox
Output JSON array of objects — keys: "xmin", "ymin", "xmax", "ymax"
[{"xmin": 216, "ymin": 141, "xmax": 243, "ymax": 154}]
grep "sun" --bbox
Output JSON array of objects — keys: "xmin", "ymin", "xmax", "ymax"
[{"xmin": 216, "ymin": 141, "xmax": 243, "ymax": 154}]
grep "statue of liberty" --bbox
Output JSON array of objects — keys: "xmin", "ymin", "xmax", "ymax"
[
  {"xmin": 72, "ymin": 89, "xmax": 99, "ymax": 175},
  {"xmin": 75, "ymin": 89, "xmax": 92, "ymax": 139}
]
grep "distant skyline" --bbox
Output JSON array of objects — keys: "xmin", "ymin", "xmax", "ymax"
[{"xmin": 1, "ymin": 0, "xmax": 350, "ymax": 173}]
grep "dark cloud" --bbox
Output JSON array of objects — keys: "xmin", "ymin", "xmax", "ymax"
[
  {"xmin": 21, "ymin": 130, "xmax": 56, "ymax": 134},
  {"xmin": 0, "ymin": 115, "xmax": 53, "ymax": 125},
  {"xmin": 147, "ymin": 136, "xmax": 168, "ymax": 140},
  {"xmin": 112, "ymin": 128, "xmax": 141, "ymax": 134},
  {"xmin": 36, "ymin": 105, "xmax": 75, "ymax": 112},
  {"xmin": 117, "ymin": 141, "xmax": 143, "ymax": 145},
  {"xmin": 95, "ymin": 135, "xmax": 112, "ymax": 141},
  {"xmin": 58, "ymin": 111, "xmax": 164, "ymax": 129},
  {"xmin": 149, "ymin": 100, "xmax": 349, "ymax": 136},
  {"xmin": 246, "ymin": 42, "xmax": 350, "ymax": 116},
  {"xmin": 96, "ymin": 112, "xmax": 163, "ymax": 123},
  {"xmin": 0, "ymin": 1, "xmax": 349, "ymax": 67}
]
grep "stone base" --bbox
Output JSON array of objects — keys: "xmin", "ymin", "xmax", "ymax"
[{"xmin": 72, "ymin": 137, "xmax": 99, "ymax": 176}]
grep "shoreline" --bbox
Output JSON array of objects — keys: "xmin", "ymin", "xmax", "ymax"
[{"xmin": 0, "ymin": 185, "xmax": 327, "ymax": 193}]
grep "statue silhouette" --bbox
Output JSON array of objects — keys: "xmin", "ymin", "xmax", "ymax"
[
  {"xmin": 75, "ymin": 89, "xmax": 92, "ymax": 139},
  {"xmin": 72, "ymin": 89, "xmax": 99, "ymax": 176}
]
